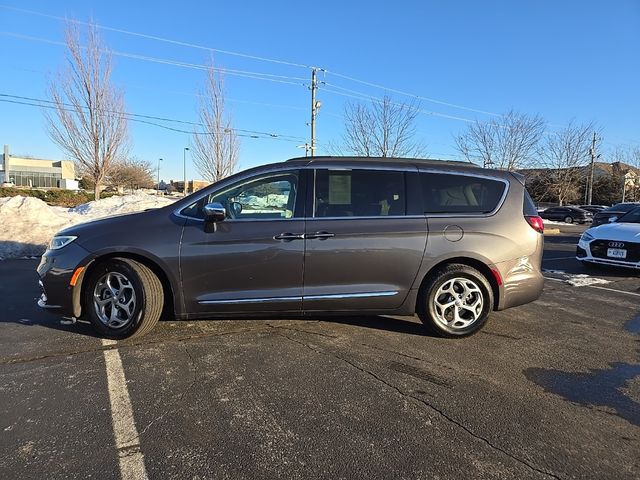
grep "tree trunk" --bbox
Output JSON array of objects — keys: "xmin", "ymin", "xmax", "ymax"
[{"xmin": 94, "ymin": 182, "xmax": 101, "ymax": 201}]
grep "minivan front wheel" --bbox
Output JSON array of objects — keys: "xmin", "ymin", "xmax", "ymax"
[
  {"xmin": 418, "ymin": 264, "xmax": 493, "ymax": 337},
  {"xmin": 84, "ymin": 258, "xmax": 164, "ymax": 339}
]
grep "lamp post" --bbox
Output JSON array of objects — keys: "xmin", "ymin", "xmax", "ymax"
[
  {"xmin": 183, "ymin": 147, "xmax": 190, "ymax": 196},
  {"xmin": 157, "ymin": 158, "xmax": 163, "ymax": 195}
]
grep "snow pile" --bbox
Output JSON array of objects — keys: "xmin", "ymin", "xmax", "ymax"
[
  {"xmin": 564, "ymin": 274, "xmax": 610, "ymax": 287},
  {"xmin": 70, "ymin": 193, "xmax": 174, "ymax": 216},
  {"xmin": 0, "ymin": 194, "xmax": 176, "ymax": 259}
]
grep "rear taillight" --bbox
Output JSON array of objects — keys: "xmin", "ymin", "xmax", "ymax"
[{"xmin": 525, "ymin": 215, "xmax": 544, "ymax": 233}]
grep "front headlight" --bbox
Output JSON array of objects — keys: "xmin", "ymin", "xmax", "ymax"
[
  {"xmin": 49, "ymin": 235, "xmax": 77, "ymax": 250},
  {"xmin": 580, "ymin": 231, "xmax": 594, "ymax": 242}
]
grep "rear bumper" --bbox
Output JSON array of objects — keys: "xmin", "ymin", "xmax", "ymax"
[
  {"xmin": 37, "ymin": 242, "xmax": 92, "ymax": 317},
  {"xmin": 494, "ymin": 236, "xmax": 545, "ymax": 310}
]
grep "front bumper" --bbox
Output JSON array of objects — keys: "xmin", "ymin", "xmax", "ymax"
[
  {"xmin": 576, "ymin": 240, "xmax": 640, "ymax": 270},
  {"xmin": 37, "ymin": 242, "xmax": 92, "ymax": 316}
]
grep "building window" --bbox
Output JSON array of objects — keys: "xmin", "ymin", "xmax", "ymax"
[{"xmin": 10, "ymin": 170, "xmax": 62, "ymax": 188}]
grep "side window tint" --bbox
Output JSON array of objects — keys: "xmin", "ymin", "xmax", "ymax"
[
  {"xmin": 314, "ymin": 169, "xmax": 406, "ymax": 217},
  {"xmin": 420, "ymin": 173, "xmax": 506, "ymax": 214},
  {"xmin": 181, "ymin": 172, "xmax": 298, "ymax": 220}
]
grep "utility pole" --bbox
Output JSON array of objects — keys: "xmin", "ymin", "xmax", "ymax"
[
  {"xmin": 157, "ymin": 158, "xmax": 163, "ymax": 195},
  {"xmin": 183, "ymin": 147, "xmax": 190, "ymax": 196},
  {"xmin": 586, "ymin": 132, "xmax": 598, "ymax": 205},
  {"xmin": 309, "ymin": 68, "xmax": 322, "ymax": 157}
]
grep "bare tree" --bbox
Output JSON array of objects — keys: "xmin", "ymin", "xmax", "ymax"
[
  {"xmin": 455, "ymin": 110, "xmax": 545, "ymax": 170},
  {"xmin": 108, "ymin": 158, "xmax": 155, "ymax": 193},
  {"xmin": 192, "ymin": 63, "xmax": 239, "ymax": 183},
  {"xmin": 340, "ymin": 95, "xmax": 426, "ymax": 157},
  {"xmin": 45, "ymin": 22, "xmax": 129, "ymax": 200},
  {"xmin": 539, "ymin": 122, "xmax": 595, "ymax": 205}
]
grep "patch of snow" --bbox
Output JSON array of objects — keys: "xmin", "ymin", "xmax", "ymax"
[
  {"xmin": 542, "ymin": 269, "xmax": 567, "ymax": 274},
  {"xmin": 0, "ymin": 194, "xmax": 176, "ymax": 259},
  {"xmin": 564, "ymin": 274, "xmax": 610, "ymax": 287}
]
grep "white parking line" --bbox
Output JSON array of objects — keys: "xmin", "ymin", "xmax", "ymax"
[
  {"xmin": 542, "ymin": 256, "xmax": 578, "ymax": 261},
  {"xmin": 544, "ymin": 275, "xmax": 640, "ymax": 297},
  {"xmin": 102, "ymin": 339, "xmax": 148, "ymax": 480}
]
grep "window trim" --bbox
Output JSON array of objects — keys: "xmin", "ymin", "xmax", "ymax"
[
  {"xmin": 175, "ymin": 169, "xmax": 304, "ymax": 222},
  {"xmin": 311, "ymin": 168, "xmax": 408, "ymax": 219},
  {"xmin": 418, "ymin": 168, "xmax": 510, "ymax": 218}
]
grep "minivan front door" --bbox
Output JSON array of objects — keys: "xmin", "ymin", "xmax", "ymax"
[
  {"xmin": 179, "ymin": 170, "xmax": 305, "ymax": 315},
  {"xmin": 302, "ymin": 168, "xmax": 427, "ymax": 312}
]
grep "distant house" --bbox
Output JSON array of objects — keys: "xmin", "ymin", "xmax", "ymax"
[{"xmin": 0, "ymin": 144, "xmax": 77, "ymax": 189}]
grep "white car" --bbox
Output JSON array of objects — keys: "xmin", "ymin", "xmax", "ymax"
[{"xmin": 577, "ymin": 207, "xmax": 640, "ymax": 269}]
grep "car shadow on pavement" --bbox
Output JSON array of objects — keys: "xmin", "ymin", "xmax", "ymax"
[{"xmin": 323, "ymin": 315, "xmax": 427, "ymax": 336}]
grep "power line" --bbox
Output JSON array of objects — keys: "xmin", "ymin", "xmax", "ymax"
[
  {"xmin": 0, "ymin": 3, "xmax": 507, "ymax": 118},
  {"xmin": 0, "ymin": 94, "xmax": 308, "ymax": 142},
  {"xmin": 0, "ymin": 32, "xmax": 308, "ymax": 86},
  {"xmin": 321, "ymin": 86, "xmax": 476, "ymax": 123},
  {"xmin": 3, "ymin": 5, "xmax": 639, "ymax": 146},
  {"xmin": 0, "ymin": 4, "xmax": 310, "ymax": 69},
  {"xmin": 325, "ymin": 71, "xmax": 502, "ymax": 117}
]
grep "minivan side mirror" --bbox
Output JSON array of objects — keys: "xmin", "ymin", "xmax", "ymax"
[{"xmin": 203, "ymin": 202, "xmax": 226, "ymax": 223}]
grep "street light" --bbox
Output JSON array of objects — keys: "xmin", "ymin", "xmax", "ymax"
[
  {"xmin": 183, "ymin": 147, "xmax": 190, "ymax": 196},
  {"xmin": 157, "ymin": 158, "xmax": 163, "ymax": 195}
]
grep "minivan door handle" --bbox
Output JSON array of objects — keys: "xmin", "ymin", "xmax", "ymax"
[
  {"xmin": 273, "ymin": 233, "xmax": 305, "ymax": 241},
  {"xmin": 307, "ymin": 231, "xmax": 335, "ymax": 240}
]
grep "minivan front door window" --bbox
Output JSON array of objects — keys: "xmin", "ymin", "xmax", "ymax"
[{"xmin": 182, "ymin": 173, "xmax": 298, "ymax": 220}]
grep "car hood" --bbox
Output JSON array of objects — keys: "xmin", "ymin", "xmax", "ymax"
[
  {"xmin": 56, "ymin": 210, "xmax": 154, "ymax": 239},
  {"xmin": 588, "ymin": 222, "xmax": 640, "ymax": 241}
]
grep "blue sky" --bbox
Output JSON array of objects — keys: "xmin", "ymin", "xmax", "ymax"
[{"xmin": 1, "ymin": 0, "xmax": 639, "ymax": 181}]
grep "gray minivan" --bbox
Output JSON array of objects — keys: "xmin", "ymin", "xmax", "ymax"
[{"xmin": 37, "ymin": 157, "xmax": 544, "ymax": 339}]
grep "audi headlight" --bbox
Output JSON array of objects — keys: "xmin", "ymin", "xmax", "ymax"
[
  {"xmin": 49, "ymin": 235, "xmax": 77, "ymax": 250},
  {"xmin": 580, "ymin": 231, "xmax": 594, "ymax": 242}
]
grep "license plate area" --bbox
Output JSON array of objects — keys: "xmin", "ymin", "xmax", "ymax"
[{"xmin": 607, "ymin": 248, "xmax": 627, "ymax": 259}]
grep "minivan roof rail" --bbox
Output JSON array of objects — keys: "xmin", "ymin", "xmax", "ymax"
[{"xmin": 286, "ymin": 155, "xmax": 476, "ymax": 168}]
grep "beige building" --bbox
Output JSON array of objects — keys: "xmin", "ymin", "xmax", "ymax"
[
  {"xmin": 1, "ymin": 144, "xmax": 77, "ymax": 189},
  {"xmin": 169, "ymin": 179, "xmax": 210, "ymax": 194}
]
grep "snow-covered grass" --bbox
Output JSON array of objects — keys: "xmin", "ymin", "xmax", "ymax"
[{"xmin": 0, "ymin": 194, "xmax": 176, "ymax": 260}]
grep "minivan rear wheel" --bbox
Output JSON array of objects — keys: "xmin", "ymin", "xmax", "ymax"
[
  {"xmin": 418, "ymin": 264, "xmax": 493, "ymax": 337},
  {"xmin": 83, "ymin": 258, "xmax": 163, "ymax": 340}
]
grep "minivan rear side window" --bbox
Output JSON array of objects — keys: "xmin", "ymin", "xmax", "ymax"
[
  {"xmin": 315, "ymin": 169, "xmax": 406, "ymax": 217},
  {"xmin": 420, "ymin": 173, "xmax": 506, "ymax": 214},
  {"xmin": 523, "ymin": 190, "xmax": 538, "ymax": 216}
]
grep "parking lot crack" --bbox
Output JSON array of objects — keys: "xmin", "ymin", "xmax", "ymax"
[{"xmin": 271, "ymin": 326, "xmax": 562, "ymax": 480}]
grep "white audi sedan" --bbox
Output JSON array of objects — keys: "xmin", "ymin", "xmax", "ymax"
[{"xmin": 577, "ymin": 207, "xmax": 640, "ymax": 269}]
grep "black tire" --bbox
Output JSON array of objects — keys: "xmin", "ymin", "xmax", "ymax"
[
  {"xmin": 564, "ymin": 216, "xmax": 574, "ymax": 224},
  {"xmin": 417, "ymin": 264, "xmax": 493, "ymax": 338},
  {"xmin": 83, "ymin": 258, "xmax": 163, "ymax": 340}
]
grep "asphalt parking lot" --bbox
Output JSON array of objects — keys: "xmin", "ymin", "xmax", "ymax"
[{"xmin": 1, "ymin": 226, "xmax": 639, "ymax": 480}]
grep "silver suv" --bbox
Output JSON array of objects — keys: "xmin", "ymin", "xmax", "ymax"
[{"xmin": 37, "ymin": 157, "xmax": 544, "ymax": 339}]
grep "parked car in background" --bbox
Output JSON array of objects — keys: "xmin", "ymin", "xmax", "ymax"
[
  {"xmin": 592, "ymin": 202, "xmax": 640, "ymax": 227},
  {"xmin": 539, "ymin": 206, "xmax": 592, "ymax": 224},
  {"xmin": 578, "ymin": 205, "xmax": 608, "ymax": 214},
  {"xmin": 37, "ymin": 156, "xmax": 545, "ymax": 340},
  {"xmin": 577, "ymin": 206, "xmax": 640, "ymax": 269}
]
